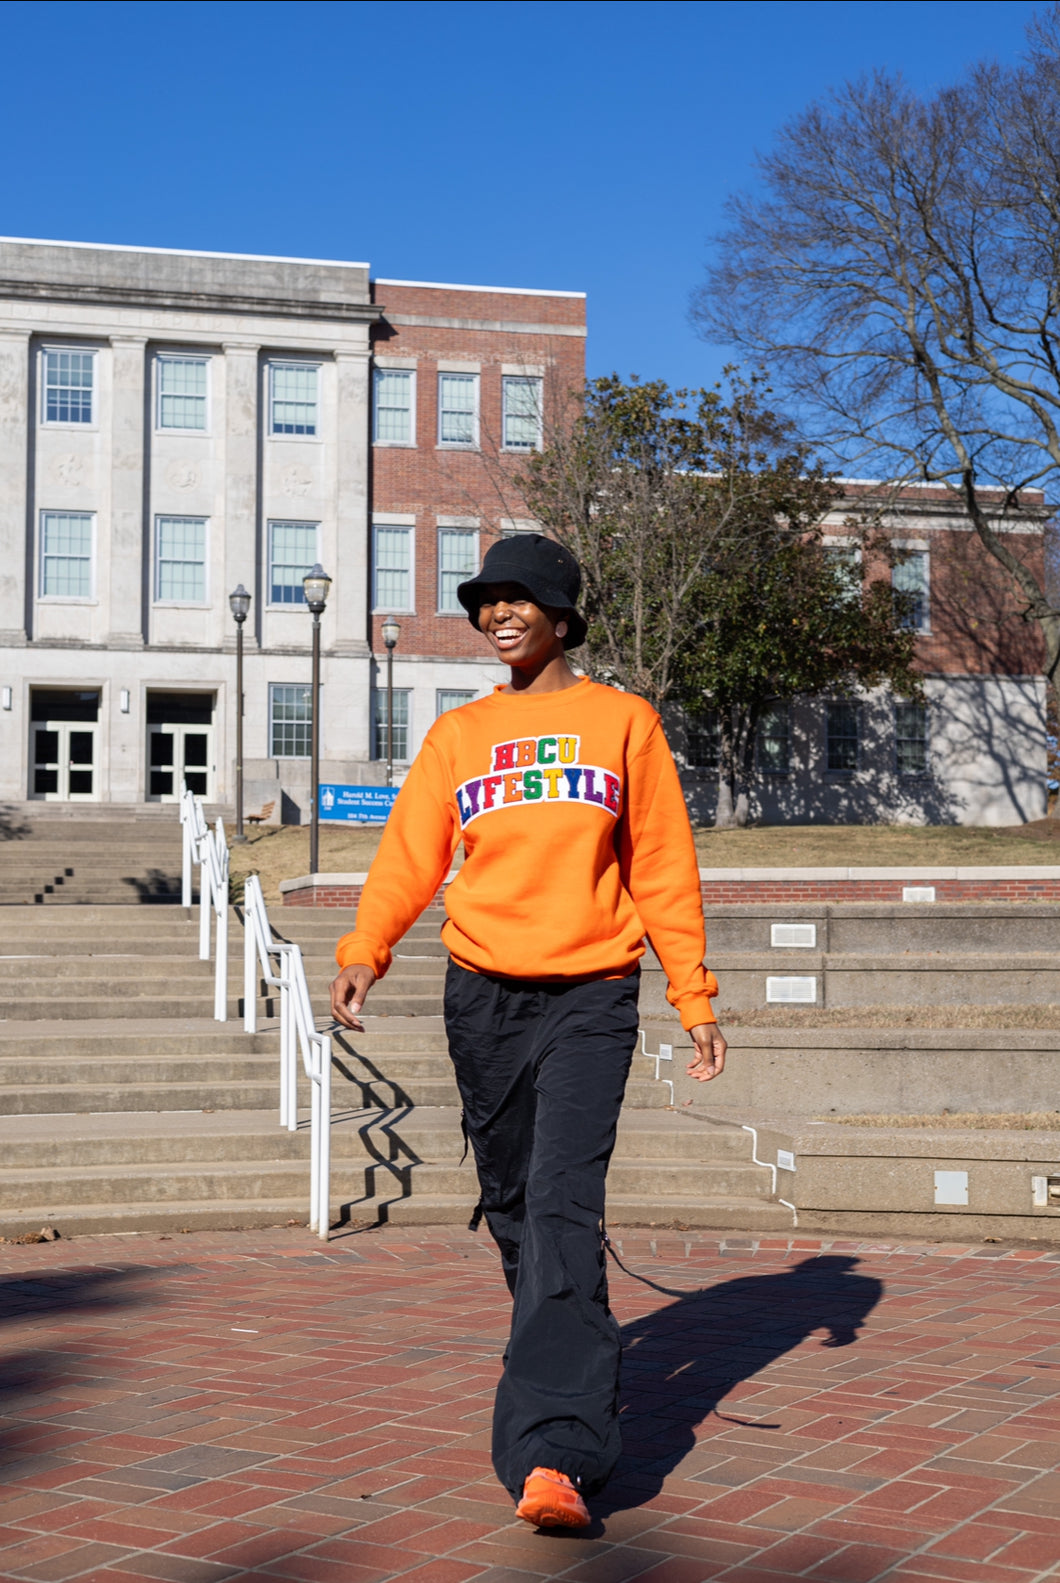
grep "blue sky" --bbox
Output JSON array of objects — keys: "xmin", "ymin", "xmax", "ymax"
[{"xmin": 0, "ymin": 0, "xmax": 1041, "ymax": 391}]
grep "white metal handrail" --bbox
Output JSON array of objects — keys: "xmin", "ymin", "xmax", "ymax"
[
  {"xmin": 179, "ymin": 785, "xmax": 229, "ymax": 1022},
  {"xmin": 243, "ymin": 873, "xmax": 332, "ymax": 1239}
]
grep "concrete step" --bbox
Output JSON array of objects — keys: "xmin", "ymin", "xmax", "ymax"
[
  {"xmin": 700, "ymin": 903, "xmax": 1060, "ymax": 956},
  {"xmin": 642, "ymin": 952, "xmax": 1060, "ymax": 1013},
  {"xmin": 377, "ymin": 1193, "xmax": 793, "ymax": 1232},
  {"xmin": 0, "ymin": 1043, "xmax": 668, "ymax": 1116},
  {"xmin": 0, "ymin": 1102, "xmax": 784, "ymax": 1237},
  {"xmin": 2, "ymin": 892, "xmax": 186, "ymax": 907},
  {"xmin": 390, "ymin": 1107, "xmax": 752, "ymax": 1164},
  {"xmin": 1, "ymin": 991, "xmax": 443, "ymax": 1021},
  {"xmin": 0, "ymin": 1017, "xmax": 450, "ymax": 1056}
]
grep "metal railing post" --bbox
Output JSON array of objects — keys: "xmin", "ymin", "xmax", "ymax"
[
  {"xmin": 180, "ymin": 785, "xmax": 193, "ymax": 908},
  {"xmin": 233, "ymin": 866, "xmax": 333, "ymax": 1240},
  {"xmin": 213, "ymin": 817, "xmax": 228, "ymax": 1023},
  {"xmin": 198, "ymin": 845, "xmax": 212, "ymax": 961},
  {"xmin": 244, "ymin": 894, "xmax": 258, "ymax": 1034}
]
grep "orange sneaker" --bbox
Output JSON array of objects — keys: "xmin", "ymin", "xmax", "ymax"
[{"xmin": 515, "ymin": 1466, "xmax": 590, "ymax": 1529}]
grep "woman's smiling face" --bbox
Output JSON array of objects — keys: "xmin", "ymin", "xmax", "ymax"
[{"xmin": 476, "ymin": 581, "xmax": 566, "ymax": 667}]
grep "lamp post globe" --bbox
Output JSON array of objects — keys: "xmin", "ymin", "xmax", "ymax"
[
  {"xmin": 302, "ymin": 564, "xmax": 332, "ymax": 615},
  {"xmin": 303, "ymin": 565, "xmax": 332, "ymax": 878},
  {"xmin": 228, "ymin": 584, "xmax": 251, "ymax": 842}
]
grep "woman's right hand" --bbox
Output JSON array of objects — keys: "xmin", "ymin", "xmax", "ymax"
[{"xmin": 329, "ymin": 964, "xmax": 377, "ymax": 1031}]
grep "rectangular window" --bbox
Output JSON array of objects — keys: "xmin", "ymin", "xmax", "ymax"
[
  {"xmin": 896, "ymin": 700, "xmax": 929, "ymax": 777},
  {"xmin": 826, "ymin": 701, "xmax": 859, "ymax": 773},
  {"xmin": 825, "ymin": 543, "xmax": 862, "ymax": 600},
  {"xmin": 270, "ymin": 362, "xmax": 318, "ymax": 435},
  {"xmin": 40, "ymin": 511, "xmax": 93, "ymax": 598},
  {"xmin": 43, "ymin": 349, "xmax": 94, "ymax": 424},
  {"xmin": 502, "ymin": 375, "xmax": 543, "ymax": 451},
  {"xmin": 269, "ymin": 683, "xmax": 313, "ymax": 758},
  {"xmin": 156, "ymin": 516, "xmax": 206, "ymax": 602},
  {"xmin": 757, "ymin": 701, "xmax": 791, "ymax": 774},
  {"xmin": 157, "ymin": 355, "xmax": 208, "ymax": 430},
  {"xmin": 268, "ymin": 520, "xmax": 319, "ymax": 605},
  {"xmin": 893, "ymin": 550, "xmax": 929, "ymax": 631},
  {"xmin": 372, "ymin": 523, "xmax": 413, "ymax": 610},
  {"xmin": 438, "ymin": 528, "xmax": 477, "ymax": 613},
  {"xmin": 373, "ymin": 688, "xmax": 410, "ymax": 761},
  {"xmin": 437, "ymin": 689, "xmax": 476, "ymax": 716},
  {"xmin": 373, "ymin": 368, "xmax": 415, "ymax": 445},
  {"xmin": 438, "ymin": 372, "xmax": 479, "ymax": 447},
  {"xmin": 686, "ymin": 709, "xmax": 719, "ymax": 772}
]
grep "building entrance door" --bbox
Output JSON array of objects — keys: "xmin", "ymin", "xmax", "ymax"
[
  {"xmin": 29, "ymin": 690, "xmax": 101, "ymax": 801},
  {"xmin": 146, "ymin": 692, "xmax": 215, "ymax": 801}
]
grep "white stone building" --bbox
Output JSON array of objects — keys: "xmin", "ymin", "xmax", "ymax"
[{"xmin": 0, "ymin": 237, "xmax": 516, "ymax": 815}]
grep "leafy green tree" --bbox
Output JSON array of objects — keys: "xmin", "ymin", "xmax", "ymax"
[
  {"xmin": 520, "ymin": 373, "xmax": 836, "ymax": 707},
  {"xmin": 678, "ymin": 540, "xmax": 922, "ymax": 826},
  {"xmin": 519, "ymin": 374, "xmax": 921, "ymax": 825}
]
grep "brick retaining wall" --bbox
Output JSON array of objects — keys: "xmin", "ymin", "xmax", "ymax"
[{"xmin": 279, "ymin": 866, "xmax": 1060, "ymax": 907}]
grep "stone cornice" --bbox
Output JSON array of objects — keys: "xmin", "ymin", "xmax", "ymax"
[{"xmin": 0, "ymin": 277, "xmax": 385, "ymax": 325}]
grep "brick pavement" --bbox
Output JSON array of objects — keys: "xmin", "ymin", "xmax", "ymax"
[{"xmin": 1, "ymin": 1225, "xmax": 1059, "ymax": 1582}]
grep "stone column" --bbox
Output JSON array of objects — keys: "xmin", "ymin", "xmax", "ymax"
[
  {"xmin": 106, "ymin": 336, "xmax": 147, "ymax": 648},
  {"xmin": 223, "ymin": 343, "xmax": 260, "ymax": 650},
  {"xmin": 332, "ymin": 349, "xmax": 371, "ymax": 659},
  {"xmin": 0, "ymin": 330, "xmax": 30, "ymax": 644},
  {"xmin": 329, "ymin": 347, "xmax": 372, "ymax": 766}
]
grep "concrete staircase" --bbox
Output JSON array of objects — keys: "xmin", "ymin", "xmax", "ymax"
[
  {"xmin": 0, "ymin": 814, "xmax": 191, "ymax": 905},
  {"xmin": 9, "ymin": 846, "xmax": 1049, "ymax": 1240},
  {"xmin": 0, "ymin": 875, "xmax": 786, "ymax": 1236}
]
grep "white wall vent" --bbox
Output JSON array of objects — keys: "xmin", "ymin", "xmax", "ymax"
[
  {"xmin": 934, "ymin": 1169, "xmax": 969, "ymax": 1206},
  {"xmin": 1031, "ymin": 1175, "xmax": 1060, "ymax": 1208},
  {"xmin": 903, "ymin": 886, "xmax": 936, "ymax": 903},
  {"xmin": 766, "ymin": 976, "xmax": 817, "ymax": 1004},
  {"xmin": 777, "ymin": 1149, "xmax": 796, "ymax": 1172},
  {"xmin": 771, "ymin": 923, "xmax": 817, "ymax": 948}
]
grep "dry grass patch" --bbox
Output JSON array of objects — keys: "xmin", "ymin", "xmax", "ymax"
[
  {"xmin": 693, "ymin": 818, "xmax": 1060, "ymax": 867},
  {"xmin": 829, "ymin": 1111, "xmax": 1060, "ymax": 1130},
  {"xmin": 229, "ymin": 824, "xmax": 386, "ymax": 903}
]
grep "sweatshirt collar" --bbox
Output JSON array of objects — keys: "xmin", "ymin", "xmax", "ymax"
[{"xmin": 487, "ymin": 676, "xmax": 594, "ymax": 707}]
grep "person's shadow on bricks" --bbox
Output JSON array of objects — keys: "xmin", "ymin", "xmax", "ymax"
[
  {"xmin": 599, "ymin": 1253, "xmax": 883, "ymax": 1514},
  {"xmin": 0, "ymin": 1267, "xmax": 149, "ymax": 1467}
]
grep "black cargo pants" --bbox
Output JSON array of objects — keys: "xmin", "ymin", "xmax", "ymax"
[{"xmin": 443, "ymin": 959, "xmax": 640, "ymax": 1500}]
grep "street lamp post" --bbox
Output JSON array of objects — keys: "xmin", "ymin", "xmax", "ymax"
[
  {"xmin": 228, "ymin": 584, "xmax": 252, "ymax": 843},
  {"xmin": 302, "ymin": 563, "xmax": 333, "ymax": 878},
  {"xmin": 381, "ymin": 617, "xmax": 401, "ymax": 788}
]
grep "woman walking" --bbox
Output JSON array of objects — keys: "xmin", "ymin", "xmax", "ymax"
[{"xmin": 330, "ymin": 534, "xmax": 726, "ymax": 1528}]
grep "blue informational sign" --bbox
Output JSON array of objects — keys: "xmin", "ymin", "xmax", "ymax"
[{"xmin": 318, "ymin": 784, "xmax": 399, "ymax": 823}]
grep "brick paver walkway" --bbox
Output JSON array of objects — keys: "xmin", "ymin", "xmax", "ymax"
[{"xmin": 1, "ymin": 1226, "xmax": 1059, "ymax": 1582}]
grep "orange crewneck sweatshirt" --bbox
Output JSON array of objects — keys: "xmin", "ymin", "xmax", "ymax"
[{"xmin": 335, "ymin": 677, "xmax": 718, "ymax": 1029}]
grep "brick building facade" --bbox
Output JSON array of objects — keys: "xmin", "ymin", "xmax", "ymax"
[{"xmin": 364, "ymin": 278, "xmax": 586, "ymax": 768}]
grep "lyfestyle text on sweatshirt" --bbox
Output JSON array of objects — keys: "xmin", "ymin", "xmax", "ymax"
[{"xmin": 335, "ymin": 677, "xmax": 719, "ymax": 1029}]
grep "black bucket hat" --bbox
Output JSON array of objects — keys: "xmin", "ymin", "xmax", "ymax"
[{"xmin": 456, "ymin": 533, "xmax": 588, "ymax": 650}]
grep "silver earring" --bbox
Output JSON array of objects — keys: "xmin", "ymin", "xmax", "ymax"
[{"xmin": 556, "ymin": 621, "xmax": 568, "ymax": 638}]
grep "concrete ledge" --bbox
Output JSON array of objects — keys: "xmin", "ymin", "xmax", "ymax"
[
  {"xmin": 720, "ymin": 1110, "xmax": 1060, "ymax": 1241},
  {"xmin": 698, "ymin": 865, "xmax": 1060, "ymax": 903},
  {"xmin": 638, "ymin": 1019, "xmax": 1060, "ymax": 1116},
  {"xmin": 282, "ymin": 865, "xmax": 1060, "ymax": 906},
  {"xmin": 280, "ymin": 871, "xmax": 457, "ymax": 907}
]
